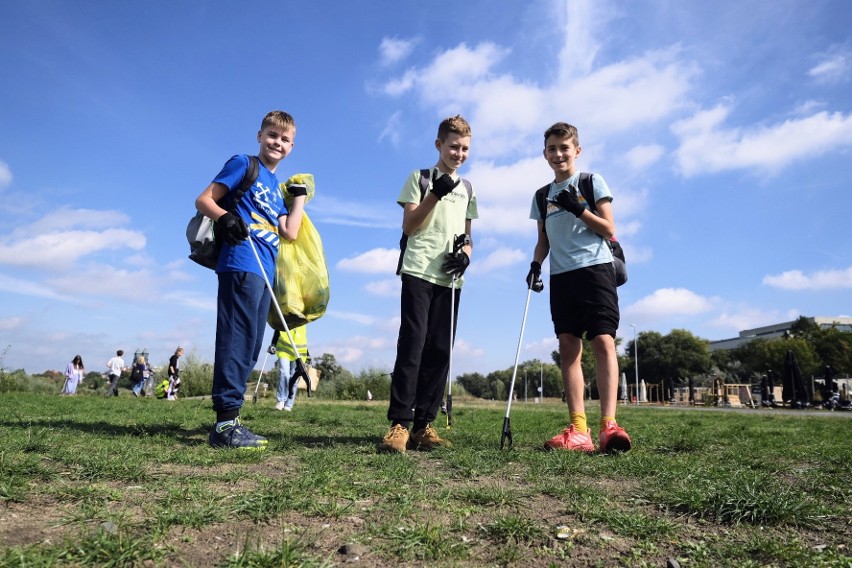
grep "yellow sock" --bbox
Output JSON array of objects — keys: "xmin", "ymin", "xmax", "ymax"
[
  {"xmin": 570, "ymin": 413, "xmax": 587, "ymax": 433},
  {"xmin": 600, "ymin": 416, "xmax": 616, "ymax": 431}
]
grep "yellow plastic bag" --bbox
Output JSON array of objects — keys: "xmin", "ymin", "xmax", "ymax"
[{"xmin": 268, "ymin": 174, "xmax": 330, "ymax": 330}]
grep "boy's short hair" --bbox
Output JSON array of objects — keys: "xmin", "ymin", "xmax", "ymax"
[
  {"xmin": 117, "ymin": 350, "xmax": 124, "ymax": 356},
  {"xmin": 544, "ymin": 122, "xmax": 579, "ymax": 147},
  {"xmin": 261, "ymin": 110, "xmax": 296, "ymax": 132},
  {"xmin": 437, "ymin": 115, "xmax": 471, "ymax": 142}
]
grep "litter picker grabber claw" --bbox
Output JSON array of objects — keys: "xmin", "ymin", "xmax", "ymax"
[
  {"xmin": 446, "ymin": 233, "xmax": 471, "ymax": 429},
  {"xmin": 247, "ymin": 237, "xmax": 313, "ymax": 398},
  {"xmin": 251, "ymin": 342, "xmax": 275, "ymax": 404},
  {"xmin": 501, "ymin": 285, "xmax": 534, "ymax": 449}
]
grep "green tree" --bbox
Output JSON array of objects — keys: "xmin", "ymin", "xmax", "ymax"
[
  {"xmin": 625, "ymin": 330, "xmax": 711, "ymax": 394},
  {"xmin": 313, "ymin": 353, "xmax": 353, "ymax": 384},
  {"xmin": 457, "ymin": 372, "xmax": 490, "ymax": 398}
]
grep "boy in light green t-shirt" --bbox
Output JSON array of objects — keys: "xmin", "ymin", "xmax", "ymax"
[{"xmin": 382, "ymin": 115, "xmax": 479, "ymax": 453}]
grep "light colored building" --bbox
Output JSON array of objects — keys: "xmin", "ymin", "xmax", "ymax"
[{"xmin": 708, "ymin": 316, "xmax": 852, "ymax": 352}]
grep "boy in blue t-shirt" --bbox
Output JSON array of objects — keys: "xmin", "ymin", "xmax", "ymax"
[
  {"xmin": 526, "ymin": 122, "xmax": 631, "ymax": 454},
  {"xmin": 195, "ymin": 110, "xmax": 306, "ymax": 449}
]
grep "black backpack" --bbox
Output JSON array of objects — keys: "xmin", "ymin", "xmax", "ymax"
[
  {"xmin": 396, "ymin": 169, "xmax": 473, "ymax": 275},
  {"xmin": 534, "ymin": 173, "xmax": 627, "ymax": 286}
]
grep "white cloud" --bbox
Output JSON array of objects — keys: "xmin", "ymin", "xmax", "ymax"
[
  {"xmin": 336, "ymin": 248, "xmax": 399, "ymax": 273},
  {"xmin": 624, "ymin": 144, "xmax": 665, "ymax": 170},
  {"xmin": 709, "ymin": 307, "xmax": 800, "ymax": 334},
  {"xmin": 0, "ymin": 229, "xmax": 145, "ymax": 268},
  {"xmin": 809, "ymin": 51, "xmax": 849, "ymax": 84},
  {"xmin": 470, "ymin": 247, "xmax": 526, "ymax": 274},
  {"xmin": 451, "ymin": 337, "xmax": 485, "ymax": 358},
  {"xmin": 0, "ymin": 274, "xmax": 78, "ymax": 302},
  {"xmin": 763, "ymin": 267, "xmax": 852, "ymax": 290},
  {"xmin": 326, "ymin": 310, "xmax": 376, "ymax": 326},
  {"xmin": 0, "ymin": 160, "xmax": 11, "ymax": 190},
  {"xmin": 379, "ymin": 37, "xmax": 416, "ymax": 66},
  {"xmin": 673, "ymin": 105, "xmax": 852, "ymax": 176},
  {"xmin": 380, "ymin": 36, "xmax": 695, "ymax": 163},
  {"xmin": 365, "ymin": 278, "xmax": 400, "ymax": 297},
  {"xmin": 378, "ymin": 111, "xmax": 402, "ymax": 147},
  {"xmin": 24, "ymin": 207, "xmax": 131, "ymax": 233},
  {"xmin": 311, "ymin": 196, "xmax": 399, "ymax": 230},
  {"xmin": 625, "ymin": 288, "xmax": 714, "ymax": 320},
  {"xmin": 0, "ymin": 316, "xmax": 24, "ymax": 331},
  {"xmin": 319, "ymin": 335, "xmax": 392, "ymax": 365}
]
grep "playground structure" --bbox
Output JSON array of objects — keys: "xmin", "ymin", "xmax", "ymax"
[{"xmin": 619, "ymin": 375, "xmax": 852, "ymax": 410}]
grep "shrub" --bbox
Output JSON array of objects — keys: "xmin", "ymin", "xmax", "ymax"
[{"xmin": 179, "ymin": 351, "xmax": 213, "ymax": 398}]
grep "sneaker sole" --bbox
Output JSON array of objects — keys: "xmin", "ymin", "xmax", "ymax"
[
  {"xmin": 209, "ymin": 443, "xmax": 268, "ymax": 450},
  {"xmin": 601, "ymin": 439, "xmax": 632, "ymax": 454},
  {"xmin": 544, "ymin": 442, "xmax": 595, "ymax": 453}
]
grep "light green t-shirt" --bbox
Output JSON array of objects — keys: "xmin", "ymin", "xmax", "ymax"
[{"xmin": 397, "ymin": 168, "xmax": 479, "ymax": 288}]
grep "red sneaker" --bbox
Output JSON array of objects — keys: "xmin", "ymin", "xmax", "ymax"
[
  {"xmin": 599, "ymin": 421, "xmax": 632, "ymax": 454},
  {"xmin": 545, "ymin": 425, "xmax": 595, "ymax": 452}
]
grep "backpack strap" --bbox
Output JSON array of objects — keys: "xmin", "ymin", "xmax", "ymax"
[
  {"xmin": 220, "ymin": 155, "xmax": 260, "ymax": 211},
  {"xmin": 534, "ymin": 184, "xmax": 550, "ymax": 233},
  {"xmin": 577, "ymin": 172, "xmax": 596, "ymax": 213}
]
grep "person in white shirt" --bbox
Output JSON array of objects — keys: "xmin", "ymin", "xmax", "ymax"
[{"xmin": 105, "ymin": 350, "xmax": 126, "ymax": 397}]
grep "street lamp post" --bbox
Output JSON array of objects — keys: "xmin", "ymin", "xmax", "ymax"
[{"xmin": 630, "ymin": 325, "xmax": 639, "ymax": 405}]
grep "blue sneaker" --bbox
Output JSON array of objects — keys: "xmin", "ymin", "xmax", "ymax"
[{"xmin": 209, "ymin": 418, "xmax": 268, "ymax": 449}]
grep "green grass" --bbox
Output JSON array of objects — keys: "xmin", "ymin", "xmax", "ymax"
[{"xmin": 0, "ymin": 393, "xmax": 850, "ymax": 567}]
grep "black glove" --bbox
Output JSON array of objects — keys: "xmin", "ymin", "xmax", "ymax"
[
  {"xmin": 267, "ymin": 344, "xmax": 276, "ymax": 355},
  {"xmin": 218, "ymin": 212, "xmax": 249, "ymax": 245},
  {"xmin": 553, "ymin": 189, "xmax": 585, "ymax": 218},
  {"xmin": 288, "ymin": 359, "xmax": 312, "ymax": 397},
  {"xmin": 431, "ymin": 173, "xmax": 460, "ymax": 200},
  {"xmin": 289, "ymin": 183, "xmax": 308, "ymax": 197},
  {"xmin": 442, "ymin": 251, "xmax": 470, "ymax": 277},
  {"xmin": 526, "ymin": 261, "xmax": 544, "ymax": 292}
]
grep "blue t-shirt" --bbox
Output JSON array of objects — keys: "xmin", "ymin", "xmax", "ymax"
[
  {"xmin": 213, "ymin": 154, "xmax": 287, "ymax": 278},
  {"xmin": 529, "ymin": 172, "xmax": 614, "ymax": 275}
]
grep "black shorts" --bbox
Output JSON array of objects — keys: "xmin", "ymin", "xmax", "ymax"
[{"xmin": 549, "ymin": 263, "xmax": 619, "ymax": 340}]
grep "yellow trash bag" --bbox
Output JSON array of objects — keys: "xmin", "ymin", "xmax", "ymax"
[{"xmin": 268, "ymin": 173, "xmax": 330, "ymax": 330}]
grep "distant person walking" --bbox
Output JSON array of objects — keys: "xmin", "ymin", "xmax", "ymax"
[
  {"xmin": 105, "ymin": 350, "xmax": 126, "ymax": 397},
  {"xmin": 62, "ymin": 355, "xmax": 85, "ymax": 395},
  {"xmin": 130, "ymin": 355, "xmax": 150, "ymax": 397},
  {"xmin": 167, "ymin": 347, "xmax": 184, "ymax": 400}
]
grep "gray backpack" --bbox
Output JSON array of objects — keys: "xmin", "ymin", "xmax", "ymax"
[{"xmin": 186, "ymin": 155, "xmax": 259, "ymax": 270}]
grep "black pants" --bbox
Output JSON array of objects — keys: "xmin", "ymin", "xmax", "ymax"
[{"xmin": 388, "ymin": 275, "xmax": 460, "ymax": 427}]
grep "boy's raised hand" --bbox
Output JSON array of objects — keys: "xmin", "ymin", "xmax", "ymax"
[
  {"xmin": 218, "ymin": 212, "xmax": 249, "ymax": 245},
  {"xmin": 553, "ymin": 189, "xmax": 585, "ymax": 218},
  {"xmin": 431, "ymin": 173, "xmax": 460, "ymax": 200}
]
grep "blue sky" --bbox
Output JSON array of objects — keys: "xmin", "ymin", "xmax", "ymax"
[{"xmin": 1, "ymin": 0, "xmax": 851, "ymax": 376}]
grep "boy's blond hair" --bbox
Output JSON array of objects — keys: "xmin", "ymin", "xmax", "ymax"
[
  {"xmin": 544, "ymin": 122, "xmax": 579, "ymax": 147},
  {"xmin": 437, "ymin": 115, "xmax": 471, "ymax": 142},
  {"xmin": 261, "ymin": 110, "xmax": 296, "ymax": 132}
]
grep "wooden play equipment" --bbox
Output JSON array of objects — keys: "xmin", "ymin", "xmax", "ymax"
[{"xmin": 708, "ymin": 377, "xmax": 755, "ymax": 408}]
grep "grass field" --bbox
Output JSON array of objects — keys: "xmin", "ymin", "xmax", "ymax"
[{"xmin": 0, "ymin": 392, "xmax": 850, "ymax": 567}]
